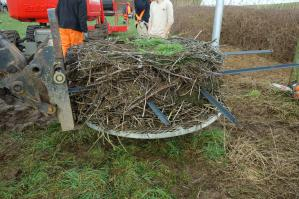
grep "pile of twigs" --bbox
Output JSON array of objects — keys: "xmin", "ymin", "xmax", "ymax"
[{"xmin": 67, "ymin": 37, "xmax": 224, "ymax": 133}]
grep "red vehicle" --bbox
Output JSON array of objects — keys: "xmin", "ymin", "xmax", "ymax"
[
  {"xmin": 7, "ymin": 0, "xmax": 102, "ymax": 22},
  {"xmin": 6, "ymin": 0, "xmax": 128, "ymax": 35}
]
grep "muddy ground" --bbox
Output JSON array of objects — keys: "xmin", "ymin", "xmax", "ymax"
[{"xmin": 174, "ymin": 46, "xmax": 299, "ymax": 198}]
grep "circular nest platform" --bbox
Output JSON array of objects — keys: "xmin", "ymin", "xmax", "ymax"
[{"xmin": 67, "ymin": 37, "xmax": 224, "ymax": 139}]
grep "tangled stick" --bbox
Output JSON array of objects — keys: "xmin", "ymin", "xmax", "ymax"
[{"xmin": 67, "ymin": 37, "xmax": 224, "ymax": 133}]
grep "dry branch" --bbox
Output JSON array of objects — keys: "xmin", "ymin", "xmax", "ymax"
[{"xmin": 67, "ymin": 37, "xmax": 224, "ymax": 133}]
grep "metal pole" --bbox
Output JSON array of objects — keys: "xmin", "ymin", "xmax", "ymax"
[
  {"xmin": 224, "ymin": 50, "xmax": 273, "ymax": 56},
  {"xmin": 212, "ymin": 0, "xmax": 224, "ymax": 48},
  {"xmin": 47, "ymin": 8, "xmax": 64, "ymax": 60},
  {"xmin": 292, "ymin": 39, "xmax": 299, "ymax": 82},
  {"xmin": 47, "ymin": 8, "xmax": 75, "ymax": 131}
]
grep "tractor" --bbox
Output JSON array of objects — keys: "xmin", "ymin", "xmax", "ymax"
[
  {"xmin": 0, "ymin": 0, "xmax": 132, "ymax": 132},
  {"xmin": 0, "ymin": 0, "xmax": 129, "ymax": 59}
]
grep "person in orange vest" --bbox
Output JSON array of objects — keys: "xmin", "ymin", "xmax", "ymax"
[
  {"xmin": 134, "ymin": 0, "xmax": 151, "ymax": 37},
  {"xmin": 123, "ymin": 2, "xmax": 133, "ymax": 23},
  {"xmin": 56, "ymin": 0, "xmax": 88, "ymax": 57}
]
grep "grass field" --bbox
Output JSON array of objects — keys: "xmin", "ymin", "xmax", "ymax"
[
  {"xmin": 0, "ymin": 124, "xmax": 228, "ymax": 198},
  {"xmin": 0, "ymin": 12, "xmax": 36, "ymax": 37},
  {"xmin": 0, "ymin": 13, "xmax": 227, "ymax": 199},
  {"xmin": 1, "ymin": 7, "xmax": 299, "ymax": 199}
]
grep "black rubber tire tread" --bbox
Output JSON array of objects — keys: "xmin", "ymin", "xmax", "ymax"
[
  {"xmin": 89, "ymin": 19, "xmax": 109, "ymax": 40},
  {"xmin": 25, "ymin": 25, "xmax": 41, "ymax": 42},
  {"xmin": 103, "ymin": 0, "xmax": 113, "ymax": 11},
  {"xmin": 0, "ymin": 30, "xmax": 20, "ymax": 45},
  {"xmin": 0, "ymin": 99, "xmax": 54, "ymax": 132}
]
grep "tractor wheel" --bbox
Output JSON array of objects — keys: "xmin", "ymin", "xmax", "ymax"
[
  {"xmin": 0, "ymin": 33, "xmax": 54, "ymax": 131},
  {"xmin": 0, "ymin": 30, "xmax": 20, "ymax": 45},
  {"xmin": 25, "ymin": 25, "xmax": 41, "ymax": 42},
  {"xmin": 88, "ymin": 20, "xmax": 109, "ymax": 40},
  {"xmin": 0, "ymin": 99, "xmax": 55, "ymax": 132}
]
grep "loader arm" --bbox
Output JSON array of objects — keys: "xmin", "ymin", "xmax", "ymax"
[{"xmin": 0, "ymin": 9, "xmax": 75, "ymax": 131}]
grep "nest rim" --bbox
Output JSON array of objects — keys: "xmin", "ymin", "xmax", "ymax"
[{"xmin": 86, "ymin": 113, "xmax": 221, "ymax": 139}]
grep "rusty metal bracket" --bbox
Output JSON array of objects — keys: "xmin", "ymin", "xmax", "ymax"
[{"xmin": 46, "ymin": 8, "xmax": 75, "ymax": 131}]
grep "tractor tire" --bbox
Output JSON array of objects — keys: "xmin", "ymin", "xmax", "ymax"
[
  {"xmin": 25, "ymin": 25, "xmax": 41, "ymax": 42},
  {"xmin": 103, "ymin": 0, "xmax": 113, "ymax": 11},
  {"xmin": 0, "ymin": 30, "xmax": 20, "ymax": 45},
  {"xmin": 0, "ymin": 32, "xmax": 54, "ymax": 131},
  {"xmin": 88, "ymin": 20, "xmax": 109, "ymax": 40},
  {"xmin": 0, "ymin": 99, "xmax": 55, "ymax": 132}
]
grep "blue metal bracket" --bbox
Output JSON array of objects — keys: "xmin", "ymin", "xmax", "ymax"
[
  {"xmin": 69, "ymin": 86, "xmax": 84, "ymax": 94},
  {"xmin": 147, "ymin": 100, "xmax": 170, "ymax": 126},
  {"xmin": 68, "ymin": 86, "xmax": 94, "ymax": 94},
  {"xmin": 221, "ymin": 63, "xmax": 299, "ymax": 75},
  {"xmin": 201, "ymin": 90, "xmax": 237, "ymax": 124},
  {"xmin": 224, "ymin": 50, "xmax": 273, "ymax": 56}
]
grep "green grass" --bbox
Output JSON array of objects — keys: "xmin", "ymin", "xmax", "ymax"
[
  {"xmin": 194, "ymin": 129, "xmax": 226, "ymax": 161},
  {"xmin": 0, "ymin": 12, "xmax": 36, "ymax": 37},
  {"xmin": 246, "ymin": 89, "xmax": 261, "ymax": 98},
  {"xmin": 132, "ymin": 38, "xmax": 185, "ymax": 56},
  {"xmin": 155, "ymin": 43, "xmax": 184, "ymax": 56},
  {"xmin": 133, "ymin": 38, "xmax": 167, "ymax": 48},
  {"xmin": 0, "ymin": 123, "xmax": 228, "ymax": 198},
  {"xmin": 58, "ymin": 168, "xmax": 109, "ymax": 198},
  {"xmin": 0, "ymin": 11, "xmax": 226, "ymax": 199},
  {"xmin": 0, "ymin": 13, "xmax": 136, "ymax": 39},
  {"xmin": 107, "ymin": 17, "xmax": 137, "ymax": 40}
]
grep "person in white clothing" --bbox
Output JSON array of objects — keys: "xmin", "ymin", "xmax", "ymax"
[{"xmin": 148, "ymin": 0, "xmax": 174, "ymax": 39}]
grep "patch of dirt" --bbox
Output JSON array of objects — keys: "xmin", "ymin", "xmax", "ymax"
[
  {"xmin": 0, "ymin": 99, "xmax": 54, "ymax": 132},
  {"xmin": 0, "ymin": 167, "xmax": 22, "ymax": 181},
  {"xmin": 0, "ymin": 132, "xmax": 23, "ymax": 165},
  {"xmin": 173, "ymin": 46, "xmax": 299, "ymax": 198}
]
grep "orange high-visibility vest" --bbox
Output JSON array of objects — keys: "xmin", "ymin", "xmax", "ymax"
[{"xmin": 135, "ymin": 10, "xmax": 145, "ymax": 22}]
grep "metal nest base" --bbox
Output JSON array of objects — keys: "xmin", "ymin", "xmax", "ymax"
[{"xmin": 86, "ymin": 113, "xmax": 221, "ymax": 139}]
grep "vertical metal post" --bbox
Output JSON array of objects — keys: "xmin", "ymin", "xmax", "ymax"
[
  {"xmin": 47, "ymin": 8, "xmax": 64, "ymax": 62},
  {"xmin": 212, "ymin": 0, "xmax": 224, "ymax": 48},
  {"xmin": 292, "ymin": 39, "xmax": 299, "ymax": 82}
]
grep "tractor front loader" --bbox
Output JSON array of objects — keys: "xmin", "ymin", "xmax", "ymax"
[
  {"xmin": 0, "ymin": 0, "xmax": 131, "ymax": 131},
  {"xmin": 0, "ymin": 9, "xmax": 74, "ymax": 131}
]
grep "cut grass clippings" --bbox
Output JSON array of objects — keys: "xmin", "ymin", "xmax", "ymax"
[{"xmin": 132, "ymin": 38, "xmax": 185, "ymax": 56}]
